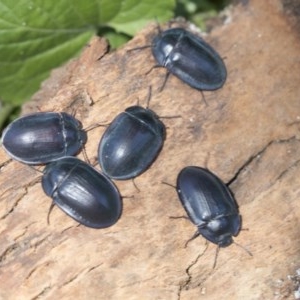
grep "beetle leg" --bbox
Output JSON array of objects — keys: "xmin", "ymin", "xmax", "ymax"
[
  {"xmin": 47, "ymin": 201, "xmax": 56, "ymax": 225},
  {"xmin": 169, "ymin": 215, "xmax": 189, "ymax": 220},
  {"xmin": 185, "ymin": 230, "xmax": 201, "ymax": 248},
  {"xmin": 159, "ymin": 71, "xmax": 171, "ymax": 92},
  {"xmin": 145, "ymin": 64, "xmax": 162, "ymax": 76},
  {"xmin": 200, "ymin": 90, "xmax": 208, "ymax": 106},
  {"xmin": 131, "ymin": 178, "xmax": 140, "ymax": 192},
  {"xmin": 212, "ymin": 245, "xmax": 220, "ymax": 269},
  {"xmin": 81, "ymin": 146, "xmax": 90, "ymax": 165},
  {"xmin": 126, "ymin": 44, "xmax": 152, "ymax": 52}
]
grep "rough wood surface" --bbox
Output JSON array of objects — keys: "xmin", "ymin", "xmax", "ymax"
[{"xmin": 1, "ymin": 0, "xmax": 300, "ymax": 299}]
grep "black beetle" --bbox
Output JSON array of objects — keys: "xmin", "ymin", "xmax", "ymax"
[
  {"xmin": 98, "ymin": 105, "xmax": 165, "ymax": 180},
  {"xmin": 152, "ymin": 28, "xmax": 227, "ymax": 91},
  {"xmin": 175, "ymin": 166, "xmax": 251, "ymax": 267},
  {"xmin": 1, "ymin": 112, "xmax": 87, "ymax": 164},
  {"xmin": 150, "ymin": 27, "xmax": 227, "ymax": 91},
  {"xmin": 42, "ymin": 157, "xmax": 122, "ymax": 228},
  {"xmin": 177, "ymin": 166, "xmax": 240, "ymax": 246}
]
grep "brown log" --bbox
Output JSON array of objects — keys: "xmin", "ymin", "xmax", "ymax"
[{"xmin": 1, "ymin": 0, "xmax": 300, "ymax": 299}]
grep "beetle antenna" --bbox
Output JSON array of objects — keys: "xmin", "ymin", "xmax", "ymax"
[
  {"xmin": 213, "ymin": 245, "xmax": 220, "ymax": 269},
  {"xmin": 233, "ymin": 241, "xmax": 253, "ymax": 257},
  {"xmin": 47, "ymin": 201, "xmax": 56, "ymax": 225}
]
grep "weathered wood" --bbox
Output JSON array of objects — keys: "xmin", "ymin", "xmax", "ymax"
[{"xmin": 1, "ymin": 0, "xmax": 300, "ymax": 299}]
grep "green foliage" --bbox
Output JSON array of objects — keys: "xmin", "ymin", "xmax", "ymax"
[
  {"xmin": 175, "ymin": 0, "xmax": 229, "ymax": 29},
  {"xmin": 0, "ymin": 0, "xmax": 175, "ymax": 129}
]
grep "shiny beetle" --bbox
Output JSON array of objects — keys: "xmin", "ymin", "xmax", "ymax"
[
  {"xmin": 42, "ymin": 157, "xmax": 122, "ymax": 228},
  {"xmin": 98, "ymin": 105, "xmax": 165, "ymax": 180},
  {"xmin": 152, "ymin": 28, "xmax": 227, "ymax": 91},
  {"xmin": 176, "ymin": 166, "xmax": 241, "ymax": 247},
  {"xmin": 175, "ymin": 166, "xmax": 252, "ymax": 267},
  {"xmin": 1, "ymin": 112, "xmax": 87, "ymax": 164}
]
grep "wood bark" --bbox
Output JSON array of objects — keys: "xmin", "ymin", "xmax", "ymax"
[{"xmin": 1, "ymin": 0, "xmax": 300, "ymax": 299}]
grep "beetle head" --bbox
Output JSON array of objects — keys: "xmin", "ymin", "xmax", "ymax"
[
  {"xmin": 199, "ymin": 214, "xmax": 240, "ymax": 247},
  {"xmin": 200, "ymin": 225, "xmax": 234, "ymax": 247}
]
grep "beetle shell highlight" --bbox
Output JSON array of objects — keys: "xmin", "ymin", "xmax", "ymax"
[
  {"xmin": 98, "ymin": 106, "xmax": 165, "ymax": 180},
  {"xmin": 176, "ymin": 166, "xmax": 241, "ymax": 247},
  {"xmin": 152, "ymin": 28, "xmax": 227, "ymax": 91},
  {"xmin": 42, "ymin": 157, "xmax": 122, "ymax": 228},
  {"xmin": 1, "ymin": 112, "xmax": 87, "ymax": 164}
]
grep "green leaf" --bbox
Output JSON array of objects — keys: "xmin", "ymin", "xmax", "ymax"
[
  {"xmin": 0, "ymin": 0, "xmax": 175, "ymax": 106},
  {"xmin": 107, "ymin": 0, "xmax": 175, "ymax": 35}
]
